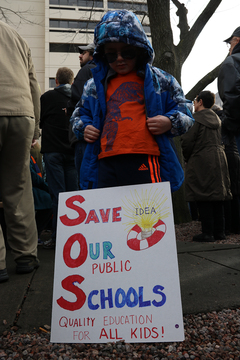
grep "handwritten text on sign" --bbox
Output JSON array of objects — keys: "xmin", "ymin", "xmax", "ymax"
[{"xmin": 51, "ymin": 182, "xmax": 184, "ymax": 343}]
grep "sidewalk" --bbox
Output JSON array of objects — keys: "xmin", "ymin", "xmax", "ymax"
[{"xmin": 0, "ymin": 241, "xmax": 240, "ymax": 335}]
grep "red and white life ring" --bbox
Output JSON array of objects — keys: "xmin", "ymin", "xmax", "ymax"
[{"xmin": 127, "ymin": 219, "xmax": 166, "ymax": 251}]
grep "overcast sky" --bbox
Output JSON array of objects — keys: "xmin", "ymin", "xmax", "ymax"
[{"xmin": 170, "ymin": 0, "xmax": 240, "ymax": 95}]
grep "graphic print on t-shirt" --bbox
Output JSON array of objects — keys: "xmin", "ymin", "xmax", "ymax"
[
  {"xmin": 99, "ymin": 72, "xmax": 160, "ymax": 159},
  {"xmin": 101, "ymin": 81, "xmax": 144, "ymax": 152}
]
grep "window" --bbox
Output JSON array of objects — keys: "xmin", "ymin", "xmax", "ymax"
[
  {"xmin": 59, "ymin": 0, "xmax": 68, "ymax": 5},
  {"xmin": 107, "ymin": 1, "xmax": 148, "ymax": 12},
  {"xmin": 69, "ymin": 21, "xmax": 78, "ymax": 28},
  {"xmin": 49, "ymin": 0, "xmax": 103, "ymax": 7},
  {"xmin": 50, "ymin": 20, "xmax": 58, "ymax": 27},
  {"xmin": 78, "ymin": 0, "xmax": 103, "ymax": 6},
  {"xmin": 49, "ymin": 19, "xmax": 98, "ymax": 30},
  {"xmin": 50, "ymin": 43, "xmax": 80, "ymax": 52},
  {"xmin": 49, "ymin": 78, "xmax": 56, "ymax": 88},
  {"xmin": 143, "ymin": 25, "xmax": 150, "ymax": 33},
  {"xmin": 59, "ymin": 20, "xmax": 68, "ymax": 28}
]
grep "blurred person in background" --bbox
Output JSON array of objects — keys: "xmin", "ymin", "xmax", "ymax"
[
  {"xmin": 181, "ymin": 91, "xmax": 232, "ymax": 242},
  {"xmin": 40, "ymin": 67, "xmax": 78, "ymax": 249}
]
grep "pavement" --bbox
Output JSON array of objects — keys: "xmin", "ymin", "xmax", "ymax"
[{"xmin": 0, "ymin": 241, "xmax": 240, "ymax": 336}]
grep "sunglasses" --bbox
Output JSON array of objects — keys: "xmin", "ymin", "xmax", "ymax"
[{"xmin": 104, "ymin": 47, "xmax": 136, "ymax": 63}]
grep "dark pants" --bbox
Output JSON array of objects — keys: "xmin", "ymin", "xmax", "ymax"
[
  {"xmin": 98, "ymin": 154, "xmax": 161, "ymax": 188},
  {"xmin": 43, "ymin": 153, "xmax": 78, "ymax": 241},
  {"xmin": 35, "ymin": 209, "xmax": 53, "ymax": 237},
  {"xmin": 0, "ymin": 208, "xmax": 7, "ymax": 246},
  {"xmin": 224, "ymin": 196, "xmax": 240, "ymax": 234},
  {"xmin": 189, "ymin": 201, "xmax": 199, "ymax": 221},
  {"xmin": 74, "ymin": 141, "xmax": 87, "ymax": 189},
  {"xmin": 197, "ymin": 201, "xmax": 225, "ymax": 237}
]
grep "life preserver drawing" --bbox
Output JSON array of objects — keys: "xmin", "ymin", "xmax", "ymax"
[{"xmin": 127, "ymin": 219, "xmax": 166, "ymax": 251}]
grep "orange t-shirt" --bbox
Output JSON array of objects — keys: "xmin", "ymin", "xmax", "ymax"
[{"xmin": 98, "ymin": 71, "xmax": 160, "ymax": 159}]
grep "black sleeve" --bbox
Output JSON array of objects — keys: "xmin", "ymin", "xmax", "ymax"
[
  {"xmin": 218, "ymin": 58, "xmax": 240, "ymax": 132},
  {"xmin": 66, "ymin": 64, "xmax": 94, "ymax": 117},
  {"xmin": 71, "ymin": 65, "xmax": 94, "ymax": 105}
]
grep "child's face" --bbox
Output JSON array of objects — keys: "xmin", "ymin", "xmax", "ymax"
[{"xmin": 104, "ymin": 42, "xmax": 137, "ymax": 75}]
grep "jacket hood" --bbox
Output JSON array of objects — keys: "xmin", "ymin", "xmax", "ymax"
[
  {"xmin": 54, "ymin": 83, "xmax": 71, "ymax": 98},
  {"xmin": 93, "ymin": 10, "xmax": 154, "ymax": 66},
  {"xmin": 82, "ymin": 59, "xmax": 95, "ymax": 68},
  {"xmin": 194, "ymin": 109, "xmax": 221, "ymax": 129},
  {"xmin": 232, "ymin": 41, "xmax": 240, "ymax": 55}
]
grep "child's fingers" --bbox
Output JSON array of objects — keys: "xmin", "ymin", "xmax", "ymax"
[
  {"xmin": 84, "ymin": 125, "xmax": 100, "ymax": 142},
  {"xmin": 147, "ymin": 116, "xmax": 171, "ymax": 135}
]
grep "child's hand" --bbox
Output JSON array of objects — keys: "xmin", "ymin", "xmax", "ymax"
[
  {"xmin": 84, "ymin": 125, "xmax": 100, "ymax": 143},
  {"xmin": 147, "ymin": 115, "xmax": 172, "ymax": 135}
]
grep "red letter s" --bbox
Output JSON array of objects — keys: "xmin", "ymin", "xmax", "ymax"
[
  {"xmin": 57, "ymin": 275, "xmax": 86, "ymax": 311},
  {"xmin": 60, "ymin": 195, "xmax": 86, "ymax": 226}
]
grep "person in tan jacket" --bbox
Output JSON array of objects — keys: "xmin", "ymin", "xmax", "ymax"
[{"xmin": 0, "ymin": 20, "xmax": 40, "ymax": 281}]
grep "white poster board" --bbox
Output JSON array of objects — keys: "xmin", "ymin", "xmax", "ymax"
[{"xmin": 51, "ymin": 182, "xmax": 184, "ymax": 343}]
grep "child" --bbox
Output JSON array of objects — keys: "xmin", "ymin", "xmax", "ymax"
[{"xmin": 71, "ymin": 9, "xmax": 194, "ymax": 191}]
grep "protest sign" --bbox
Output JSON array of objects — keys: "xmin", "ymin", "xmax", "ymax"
[{"xmin": 51, "ymin": 182, "xmax": 184, "ymax": 343}]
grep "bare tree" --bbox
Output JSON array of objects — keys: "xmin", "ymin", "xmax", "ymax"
[
  {"xmin": 147, "ymin": 0, "xmax": 222, "ymax": 100},
  {"xmin": 147, "ymin": 0, "xmax": 223, "ymax": 223},
  {"xmin": 186, "ymin": 63, "xmax": 222, "ymax": 100}
]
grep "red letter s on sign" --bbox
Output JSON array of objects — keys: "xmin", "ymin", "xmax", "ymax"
[
  {"xmin": 57, "ymin": 275, "xmax": 86, "ymax": 311},
  {"xmin": 60, "ymin": 195, "xmax": 86, "ymax": 226}
]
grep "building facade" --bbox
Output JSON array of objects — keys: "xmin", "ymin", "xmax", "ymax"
[{"xmin": 1, "ymin": 0, "xmax": 149, "ymax": 94}]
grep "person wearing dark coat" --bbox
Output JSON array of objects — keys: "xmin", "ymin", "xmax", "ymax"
[
  {"xmin": 40, "ymin": 67, "xmax": 78, "ymax": 249},
  {"xmin": 0, "ymin": 196, "xmax": 7, "ymax": 247},
  {"xmin": 224, "ymin": 141, "xmax": 240, "ymax": 234},
  {"xmin": 67, "ymin": 43, "xmax": 96, "ymax": 183},
  {"xmin": 218, "ymin": 26, "xmax": 240, "ymax": 155},
  {"xmin": 181, "ymin": 91, "xmax": 232, "ymax": 242},
  {"xmin": 212, "ymin": 105, "xmax": 240, "ymax": 234}
]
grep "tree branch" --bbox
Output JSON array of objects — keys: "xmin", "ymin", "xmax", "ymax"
[
  {"xmin": 0, "ymin": 6, "xmax": 41, "ymax": 27},
  {"xmin": 171, "ymin": 0, "xmax": 189, "ymax": 39},
  {"xmin": 176, "ymin": 0, "xmax": 222, "ymax": 64},
  {"xmin": 185, "ymin": 62, "xmax": 222, "ymax": 100}
]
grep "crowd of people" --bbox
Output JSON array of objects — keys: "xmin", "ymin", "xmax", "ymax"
[{"xmin": 0, "ymin": 10, "xmax": 240, "ymax": 282}]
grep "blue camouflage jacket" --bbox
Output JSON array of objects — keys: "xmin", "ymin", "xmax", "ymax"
[{"xmin": 70, "ymin": 10, "xmax": 194, "ymax": 192}]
